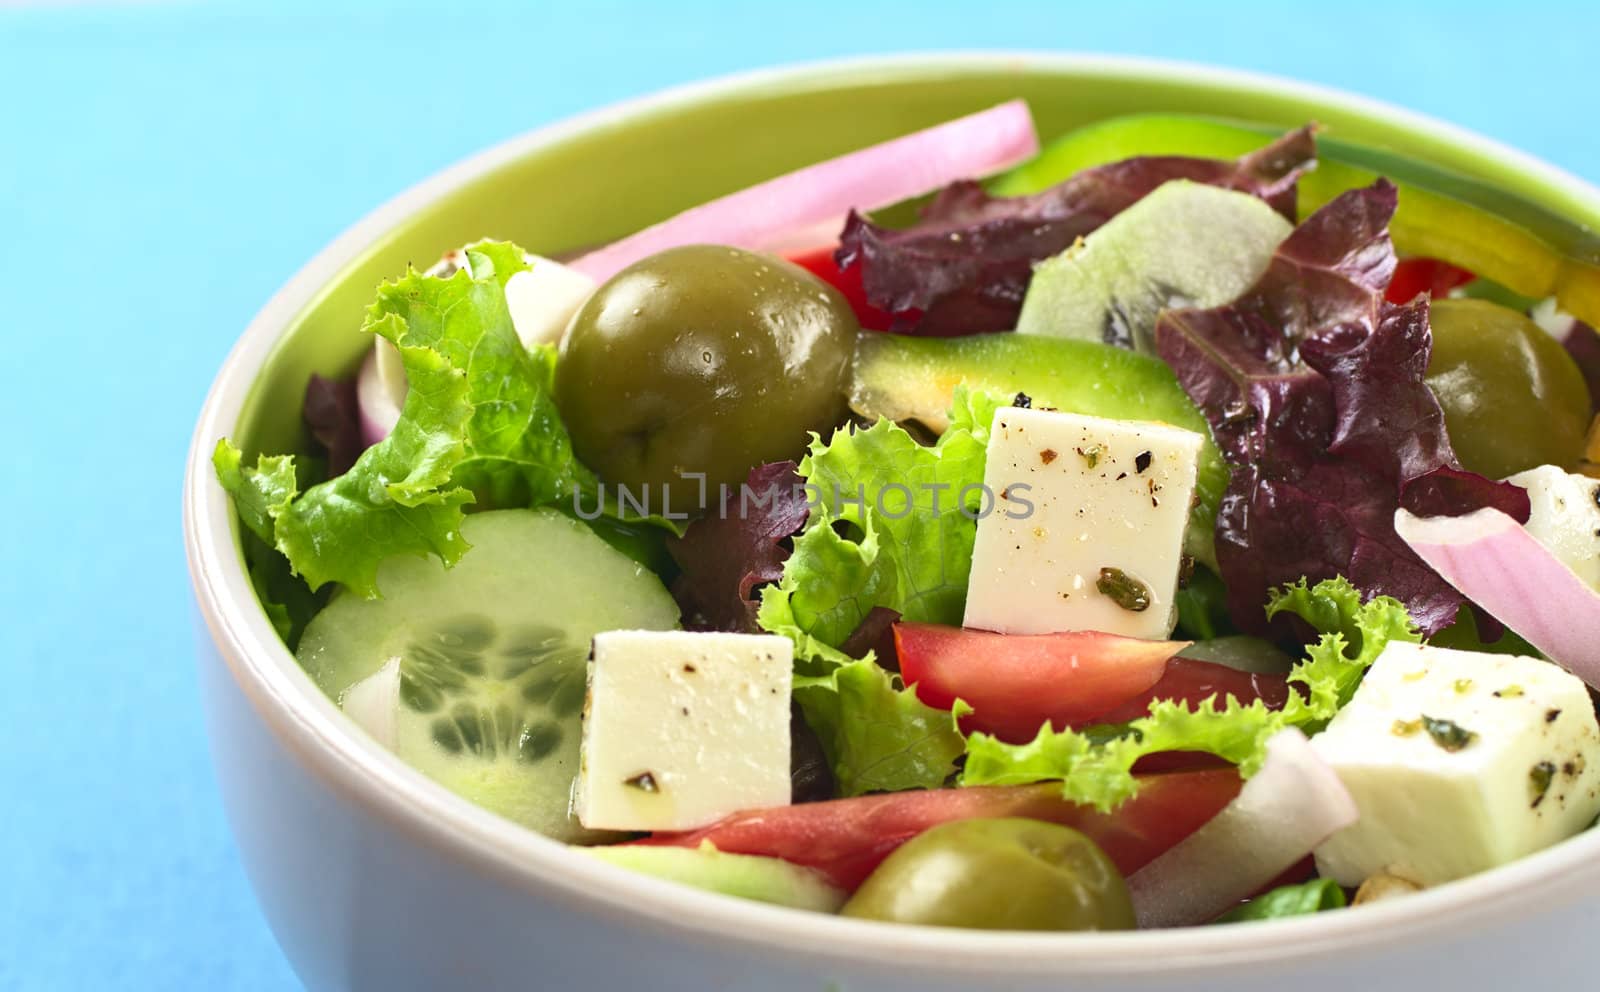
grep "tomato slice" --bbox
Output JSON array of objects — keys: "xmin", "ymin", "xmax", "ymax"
[
  {"xmin": 895, "ymin": 623, "xmax": 1185, "ymax": 743},
  {"xmin": 1094, "ymin": 657, "xmax": 1293, "ymax": 724},
  {"xmin": 786, "ymin": 244, "xmax": 906, "ymax": 331},
  {"xmin": 1386, "ymin": 257, "xmax": 1476, "ymax": 304},
  {"xmin": 633, "ymin": 769, "xmax": 1241, "ymax": 891},
  {"xmin": 895, "ymin": 623, "xmax": 1293, "ymax": 743}
]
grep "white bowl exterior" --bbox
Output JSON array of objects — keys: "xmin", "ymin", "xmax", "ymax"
[
  {"xmin": 186, "ymin": 53, "xmax": 1600, "ymax": 990},
  {"xmin": 195, "ymin": 616, "xmax": 1600, "ymax": 989}
]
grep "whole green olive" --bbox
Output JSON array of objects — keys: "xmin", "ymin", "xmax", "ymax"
[
  {"xmin": 1426, "ymin": 298, "xmax": 1591, "ymax": 479},
  {"xmin": 554, "ymin": 245, "xmax": 857, "ymax": 508},
  {"xmin": 840, "ymin": 818, "xmax": 1135, "ymax": 931}
]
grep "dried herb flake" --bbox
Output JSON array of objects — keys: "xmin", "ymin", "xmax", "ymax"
[
  {"xmin": 1530, "ymin": 761, "xmax": 1557, "ymax": 808},
  {"xmin": 1096, "ymin": 567, "xmax": 1151, "ymax": 613},
  {"xmin": 1421, "ymin": 715, "xmax": 1477, "ymax": 753}
]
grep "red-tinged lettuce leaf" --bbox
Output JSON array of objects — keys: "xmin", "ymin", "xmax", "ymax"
[
  {"xmin": 789, "ymin": 700, "xmax": 837, "ymax": 804},
  {"xmin": 1565, "ymin": 319, "xmax": 1600, "ymax": 415},
  {"xmin": 666, "ymin": 461, "xmax": 809, "ymax": 632},
  {"xmin": 1156, "ymin": 182, "xmax": 1526, "ymax": 636},
  {"xmin": 839, "ymin": 606, "xmax": 903, "ymax": 668},
  {"xmin": 1151, "ymin": 306, "xmax": 1335, "ymax": 475},
  {"xmin": 1301, "ymin": 308, "xmax": 1532, "ymax": 523},
  {"xmin": 302, "ymin": 373, "xmax": 365, "ymax": 477},
  {"xmin": 1223, "ymin": 178, "xmax": 1398, "ymax": 369},
  {"xmin": 837, "ymin": 126, "xmax": 1317, "ymax": 336},
  {"xmin": 1217, "ymin": 457, "xmax": 1465, "ymax": 635},
  {"xmin": 1539, "ymin": 306, "xmax": 1600, "ymax": 415},
  {"xmin": 1400, "ymin": 466, "xmax": 1532, "ymax": 521},
  {"xmin": 1301, "ymin": 299, "xmax": 1451, "ymax": 481}
]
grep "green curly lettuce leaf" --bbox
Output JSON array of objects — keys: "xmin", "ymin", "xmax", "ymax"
[
  {"xmin": 211, "ymin": 443, "xmax": 325, "ymax": 645},
  {"xmin": 1264, "ymin": 574, "xmax": 1420, "ymax": 721},
  {"xmin": 759, "ymin": 389, "xmax": 1000, "ymax": 796},
  {"xmin": 961, "ymin": 576, "xmax": 1422, "ymax": 811},
  {"xmin": 792, "ymin": 658, "xmax": 966, "ymax": 796},
  {"xmin": 212, "ymin": 441, "xmax": 298, "ymax": 544},
  {"xmin": 757, "ymin": 388, "xmax": 1001, "ymax": 671},
  {"xmin": 215, "ymin": 241, "xmax": 600, "ymax": 599},
  {"xmin": 243, "ymin": 532, "xmax": 326, "ymax": 648},
  {"xmin": 361, "ymin": 241, "xmax": 597, "ymax": 509}
]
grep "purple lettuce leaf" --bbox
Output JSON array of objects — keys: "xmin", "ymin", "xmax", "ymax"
[
  {"xmin": 665, "ymin": 461, "xmax": 809, "ymax": 632},
  {"xmin": 1156, "ymin": 181, "xmax": 1526, "ymax": 637},
  {"xmin": 836, "ymin": 125, "xmax": 1317, "ymax": 337},
  {"xmin": 1399, "ymin": 466, "xmax": 1532, "ymax": 521},
  {"xmin": 838, "ymin": 606, "xmax": 903, "ymax": 669},
  {"xmin": 1543, "ymin": 309, "xmax": 1600, "ymax": 414},
  {"xmin": 1149, "ymin": 304, "xmax": 1335, "ymax": 475},
  {"xmin": 1301, "ymin": 297, "xmax": 1450, "ymax": 481},
  {"xmin": 302, "ymin": 374, "xmax": 365, "ymax": 477},
  {"xmin": 1223, "ymin": 178, "xmax": 1399, "ymax": 372},
  {"xmin": 1218, "ymin": 458, "xmax": 1466, "ymax": 633}
]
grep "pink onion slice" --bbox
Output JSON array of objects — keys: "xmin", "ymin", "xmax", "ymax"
[
  {"xmin": 356, "ymin": 346, "xmax": 403, "ymax": 447},
  {"xmin": 1126, "ymin": 729, "xmax": 1357, "ymax": 928},
  {"xmin": 1396, "ymin": 507, "xmax": 1600, "ymax": 688},
  {"xmin": 568, "ymin": 100, "xmax": 1039, "ymax": 282}
]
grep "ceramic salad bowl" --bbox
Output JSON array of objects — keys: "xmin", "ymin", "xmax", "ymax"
[{"xmin": 185, "ymin": 53, "xmax": 1600, "ymax": 990}]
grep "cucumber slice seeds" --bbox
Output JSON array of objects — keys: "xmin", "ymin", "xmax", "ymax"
[{"xmin": 297, "ymin": 508, "xmax": 681, "ymax": 843}]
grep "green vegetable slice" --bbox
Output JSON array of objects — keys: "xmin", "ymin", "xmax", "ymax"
[
  {"xmin": 992, "ymin": 113, "xmax": 1600, "ymax": 328},
  {"xmin": 583, "ymin": 842, "xmax": 847, "ymax": 913},
  {"xmin": 297, "ymin": 508, "xmax": 680, "ymax": 843}
]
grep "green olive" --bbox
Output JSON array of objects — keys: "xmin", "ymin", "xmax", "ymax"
[
  {"xmin": 554, "ymin": 245, "xmax": 856, "ymax": 508},
  {"xmin": 1426, "ymin": 298, "xmax": 1590, "ymax": 479},
  {"xmin": 840, "ymin": 818, "xmax": 1135, "ymax": 931}
]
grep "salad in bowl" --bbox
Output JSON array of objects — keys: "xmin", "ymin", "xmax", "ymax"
[{"xmin": 211, "ymin": 97, "xmax": 1600, "ymax": 935}]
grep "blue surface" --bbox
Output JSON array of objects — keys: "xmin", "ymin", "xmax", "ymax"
[{"xmin": 2, "ymin": 1, "xmax": 1595, "ymax": 988}]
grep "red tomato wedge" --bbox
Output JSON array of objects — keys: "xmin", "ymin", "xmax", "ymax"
[
  {"xmin": 1385, "ymin": 257, "xmax": 1475, "ymax": 304},
  {"xmin": 1095, "ymin": 657, "xmax": 1293, "ymax": 725},
  {"xmin": 786, "ymin": 244, "xmax": 906, "ymax": 331},
  {"xmin": 895, "ymin": 623, "xmax": 1186, "ymax": 743},
  {"xmin": 895, "ymin": 623, "xmax": 1293, "ymax": 743},
  {"xmin": 633, "ymin": 769, "xmax": 1241, "ymax": 892}
]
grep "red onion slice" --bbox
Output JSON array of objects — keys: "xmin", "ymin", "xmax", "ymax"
[
  {"xmin": 340, "ymin": 657, "xmax": 400, "ymax": 750},
  {"xmin": 1532, "ymin": 298, "xmax": 1600, "ymax": 407},
  {"xmin": 1396, "ymin": 506, "xmax": 1600, "ymax": 688},
  {"xmin": 568, "ymin": 101, "xmax": 1039, "ymax": 282},
  {"xmin": 1126, "ymin": 729, "xmax": 1357, "ymax": 928},
  {"xmin": 356, "ymin": 345, "xmax": 404, "ymax": 446}
]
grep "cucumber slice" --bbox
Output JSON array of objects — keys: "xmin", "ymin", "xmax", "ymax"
[
  {"xmin": 584, "ymin": 844, "xmax": 847, "ymax": 913},
  {"xmin": 297, "ymin": 508, "xmax": 680, "ymax": 842},
  {"xmin": 994, "ymin": 113, "xmax": 1600, "ymax": 330},
  {"xmin": 1015, "ymin": 180, "xmax": 1291, "ymax": 353}
]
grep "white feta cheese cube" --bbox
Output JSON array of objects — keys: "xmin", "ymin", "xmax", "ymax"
[
  {"xmin": 505, "ymin": 256, "xmax": 597, "ymax": 349},
  {"xmin": 577, "ymin": 630, "xmax": 792, "ymax": 832},
  {"xmin": 1504, "ymin": 464, "xmax": 1600, "ymax": 590},
  {"xmin": 962, "ymin": 406, "xmax": 1203, "ymax": 639},
  {"xmin": 1313, "ymin": 641, "xmax": 1600, "ymax": 887}
]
